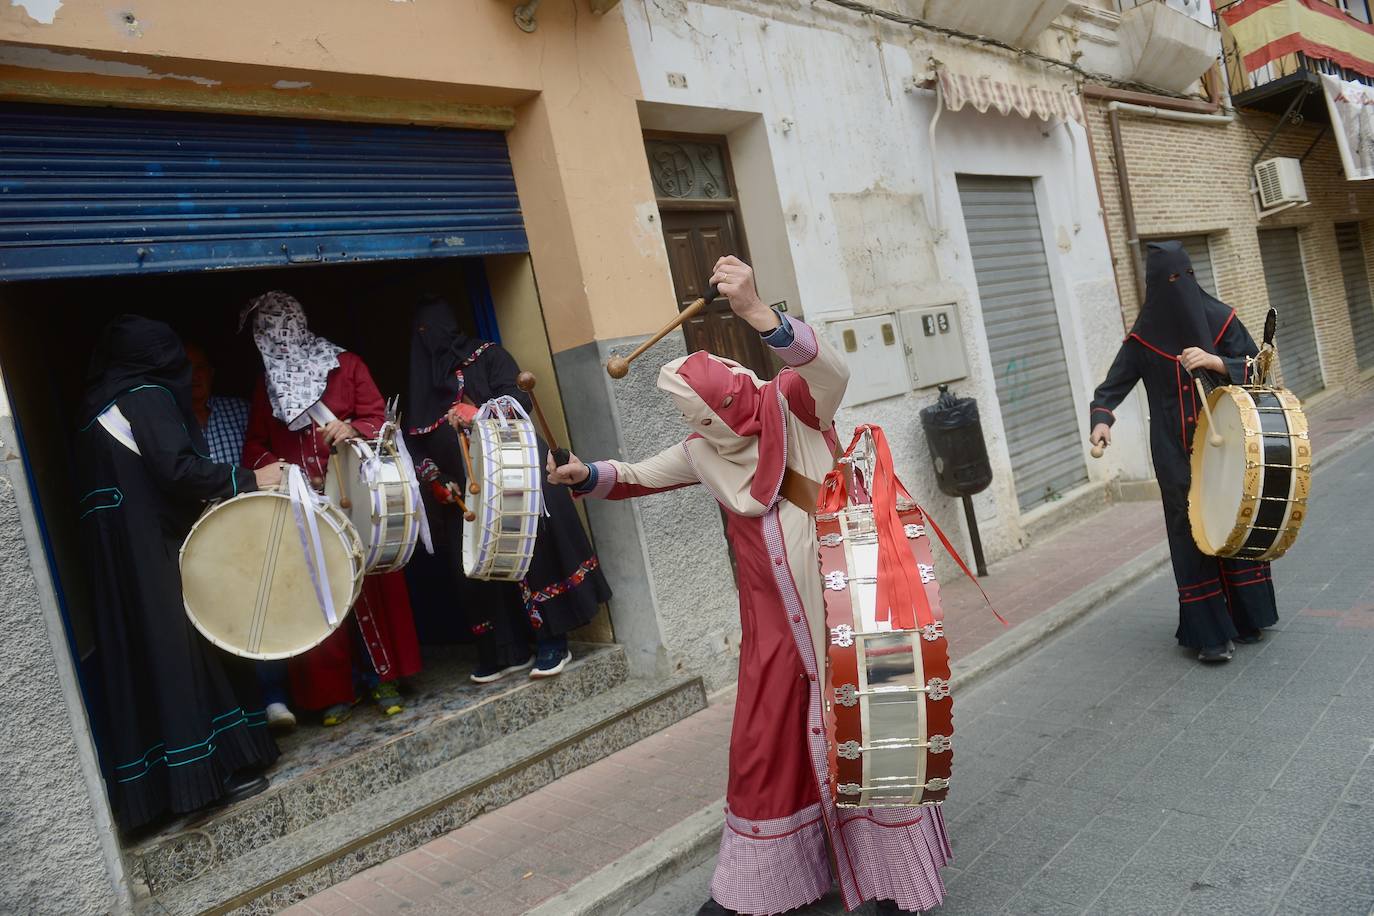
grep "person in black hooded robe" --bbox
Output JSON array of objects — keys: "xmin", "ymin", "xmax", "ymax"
[
  {"xmin": 1090, "ymin": 241, "xmax": 1279, "ymax": 663},
  {"xmin": 405, "ymin": 295, "xmax": 612, "ymax": 682},
  {"xmin": 76, "ymin": 316, "xmax": 281, "ymax": 831}
]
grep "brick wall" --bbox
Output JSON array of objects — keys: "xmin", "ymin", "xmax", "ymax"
[{"xmin": 1086, "ymin": 97, "xmax": 1374, "ymax": 394}]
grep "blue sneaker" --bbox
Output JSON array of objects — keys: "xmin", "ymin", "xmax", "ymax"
[
  {"xmin": 531, "ymin": 644, "xmax": 572, "ymax": 679},
  {"xmin": 470, "ymin": 656, "xmax": 534, "ymax": 684}
]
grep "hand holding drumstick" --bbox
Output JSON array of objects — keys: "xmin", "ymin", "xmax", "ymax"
[
  {"xmin": 546, "ymin": 451, "xmax": 590, "ymax": 487},
  {"xmin": 1089, "ymin": 423, "xmax": 1110, "ymax": 460}
]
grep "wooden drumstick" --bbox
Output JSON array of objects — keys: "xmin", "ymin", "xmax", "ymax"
[
  {"xmin": 1090, "ymin": 441, "xmax": 1106, "ymax": 460},
  {"xmin": 445, "ymin": 483, "xmax": 477, "ymax": 522},
  {"xmin": 457, "ymin": 426, "xmax": 480, "ymax": 496},
  {"xmin": 515, "ymin": 371, "xmax": 571, "ymax": 467},
  {"xmin": 1190, "ymin": 370, "xmax": 1224, "ymax": 448},
  {"xmin": 606, "ymin": 283, "xmax": 719, "ymax": 379}
]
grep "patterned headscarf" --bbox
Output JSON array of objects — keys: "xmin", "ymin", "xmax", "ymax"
[{"xmin": 240, "ymin": 291, "xmax": 344, "ymax": 431}]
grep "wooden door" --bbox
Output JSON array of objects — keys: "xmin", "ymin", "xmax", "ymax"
[{"xmin": 659, "ymin": 209, "xmax": 776, "ymax": 379}]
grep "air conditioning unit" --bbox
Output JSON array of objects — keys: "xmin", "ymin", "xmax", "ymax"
[{"xmin": 1255, "ymin": 157, "xmax": 1308, "ymax": 209}]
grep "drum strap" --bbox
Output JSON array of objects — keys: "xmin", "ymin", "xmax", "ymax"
[
  {"xmin": 285, "ymin": 465, "xmax": 339, "ymax": 627},
  {"xmin": 96, "ymin": 405, "xmax": 141, "ymax": 456},
  {"xmin": 780, "ymin": 467, "xmax": 822, "ymax": 515}
]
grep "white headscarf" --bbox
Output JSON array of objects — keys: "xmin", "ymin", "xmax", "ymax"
[{"xmin": 240, "ymin": 291, "xmax": 344, "ymax": 431}]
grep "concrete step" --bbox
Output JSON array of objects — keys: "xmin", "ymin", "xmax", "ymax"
[
  {"xmin": 136, "ymin": 673, "xmax": 707, "ymax": 915},
  {"xmin": 128, "ymin": 643, "xmax": 629, "ymax": 900}
]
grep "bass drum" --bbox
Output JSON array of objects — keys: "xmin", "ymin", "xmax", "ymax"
[
  {"xmin": 1189, "ymin": 385, "xmax": 1311, "ymax": 562},
  {"xmin": 324, "ymin": 437, "xmax": 422, "ymax": 575},
  {"xmin": 181, "ymin": 490, "xmax": 364, "ymax": 659},
  {"xmin": 462, "ymin": 408, "xmax": 543, "ymax": 581}
]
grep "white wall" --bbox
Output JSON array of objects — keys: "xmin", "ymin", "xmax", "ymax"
[{"xmin": 625, "ymin": 0, "xmax": 1150, "ymax": 570}]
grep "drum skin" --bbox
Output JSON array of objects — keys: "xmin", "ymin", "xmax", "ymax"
[
  {"xmin": 1189, "ymin": 385, "xmax": 1310, "ymax": 562},
  {"xmin": 324, "ymin": 438, "xmax": 420, "ymax": 575},
  {"xmin": 181, "ymin": 491, "xmax": 363, "ymax": 660},
  {"xmin": 818, "ymin": 500, "xmax": 953, "ymax": 809},
  {"xmin": 462, "ymin": 415, "xmax": 542, "ymax": 581}
]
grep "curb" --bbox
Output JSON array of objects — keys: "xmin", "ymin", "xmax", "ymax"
[
  {"xmin": 524, "ymin": 798, "xmax": 723, "ymax": 916},
  {"xmin": 529, "ymin": 421, "xmax": 1374, "ymax": 916}
]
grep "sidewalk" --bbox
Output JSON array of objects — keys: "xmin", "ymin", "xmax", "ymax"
[{"xmin": 286, "ymin": 385, "xmax": 1374, "ymax": 916}]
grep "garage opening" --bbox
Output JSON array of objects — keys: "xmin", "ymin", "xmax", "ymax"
[{"xmin": 0, "ymin": 103, "xmax": 611, "ymax": 850}]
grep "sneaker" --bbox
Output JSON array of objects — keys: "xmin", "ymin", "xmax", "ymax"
[
  {"xmin": 470, "ymin": 656, "xmax": 535, "ymax": 685},
  {"xmin": 265, "ymin": 702, "xmax": 297, "ymax": 732},
  {"xmin": 531, "ymin": 648, "xmax": 573, "ymax": 679},
  {"xmin": 321, "ymin": 700, "xmax": 358, "ymax": 727},
  {"xmin": 371, "ymin": 682, "xmax": 404, "ymax": 716},
  {"xmin": 1198, "ymin": 641, "xmax": 1235, "ymax": 663}
]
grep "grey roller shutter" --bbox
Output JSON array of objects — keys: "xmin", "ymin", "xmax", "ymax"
[
  {"xmin": 957, "ymin": 175, "xmax": 1088, "ymax": 512},
  {"xmin": 1258, "ymin": 228, "xmax": 1324, "ymax": 398},
  {"xmin": 1335, "ymin": 222, "xmax": 1374, "ymax": 372}
]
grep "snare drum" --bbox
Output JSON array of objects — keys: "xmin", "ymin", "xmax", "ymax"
[
  {"xmin": 181, "ymin": 489, "xmax": 364, "ymax": 659},
  {"xmin": 819, "ymin": 427, "xmax": 953, "ymax": 809},
  {"xmin": 462, "ymin": 400, "xmax": 544, "ymax": 581},
  {"xmin": 325, "ymin": 436, "xmax": 422, "ymax": 574},
  {"xmin": 1189, "ymin": 385, "xmax": 1311, "ymax": 562}
]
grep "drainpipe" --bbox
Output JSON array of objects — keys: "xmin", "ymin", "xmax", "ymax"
[{"xmin": 1107, "ymin": 104, "xmax": 1147, "ymax": 310}]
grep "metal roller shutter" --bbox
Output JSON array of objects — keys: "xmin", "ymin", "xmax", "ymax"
[
  {"xmin": 957, "ymin": 175, "xmax": 1088, "ymax": 512},
  {"xmin": 0, "ymin": 103, "xmax": 528, "ymax": 281},
  {"xmin": 1335, "ymin": 222, "xmax": 1374, "ymax": 372},
  {"xmin": 1173, "ymin": 235, "xmax": 1217, "ymax": 297},
  {"xmin": 1258, "ymin": 228, "xmax": 1324, "ymax": 398}
]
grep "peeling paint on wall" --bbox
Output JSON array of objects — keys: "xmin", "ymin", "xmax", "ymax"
[
  {"xmin": 272, "ymin": 79, "xmax": 312, "ymax": 89},
  {"xmin": 831, "ymin": 186, "xmax": 942, "ymax": 313},
  {"xmin": 0, "ymin": 46, "xmax": 221, "ymax": 85},
  {"xmin": 8, "ymin": 0, "xmax": 62, "ymax": 25}
]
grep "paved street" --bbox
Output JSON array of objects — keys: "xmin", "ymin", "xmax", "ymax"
[{"xmin": 635, "ymin": 435, "xmax": 1374, "ymax": 915}]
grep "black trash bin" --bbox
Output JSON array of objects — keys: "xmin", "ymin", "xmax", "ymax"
[{"xmin": 920, "ymin": 386, "xmax": 993, "ymax": 575}]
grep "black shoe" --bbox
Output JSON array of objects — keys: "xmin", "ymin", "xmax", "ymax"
[
  {"xmin": 1234, "ymin": 630, "xmax": 1265, "ymax": 645},
  {"xmin": 696, "ymin": 899, "xmax": 736, "ymax": 916},
  {"xmin": 221, "ymin": 771, "xmax": 269, "ymax": 806},
  {"xmin": 1198, "ymin": 641, "xmax": 1234, "ymax": 663}
]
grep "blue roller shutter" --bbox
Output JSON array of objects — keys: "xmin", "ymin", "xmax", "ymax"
[{"xmin": 0, "ymin": 103, "xmax": 528, "ymax": 281}]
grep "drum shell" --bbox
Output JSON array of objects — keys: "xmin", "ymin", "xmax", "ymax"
[
  {"xmin": 180, "ymin": 490, "xmax": 364, "ymax": 660},
  {"xmin": 818, "ymin": 500, "xmax": 953, "ymax": 809},
  {"xmin": 324, "ymin": 437, "xmax": 421, "ymax": 575},
  {"xmin": 462, "ymin": 415, "xmax": 543, "ymax": 581}
]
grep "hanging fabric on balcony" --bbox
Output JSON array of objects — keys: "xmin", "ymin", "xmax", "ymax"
[
  {"xmin": 930, "ymin": 50, "xmax": 1084, "ymax": 123},
  {"xmin": 1320, "ymin": 73, "xmax": 1374, "ymax": 180},
  {"xmin": 1219, "ymin": 0, "xmax": 1374, "ymax": 81}
]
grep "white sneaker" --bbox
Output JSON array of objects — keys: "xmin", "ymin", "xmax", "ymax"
[{"xmin": 266, "ymin": 702, "xmax": 297, "ymax": 731}]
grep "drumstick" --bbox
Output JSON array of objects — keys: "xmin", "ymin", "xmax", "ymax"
[
  {"xmin": 515, "ymin": 371, "xmax": 571, "ymax": 467},
  {"xmin": 1190, "ymin": 370, "xmax": 1224, "ymax": 448},
  {"xmin": 606, "ymin": 283, "xmax": 719, "ymax": 379},
  {"xmin": 457, "ymin": 426, "xmax": 480, "ymax": 496},
  {"xmin": 445, "ymin": 483, "xmax": 477, "ymax": 522},
  {"xmin": 1090, "ymin": 440, "xmax": 1107, "ymax": 460}
]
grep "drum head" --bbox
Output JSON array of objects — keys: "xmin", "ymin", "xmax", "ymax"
[
  {"xmin": 1193, "ymin": 391, "xmax": 1248, "ymax": 553},
  {"xmin": 181, "ymin": 492, "xmax": 359, "ymax": 659}
]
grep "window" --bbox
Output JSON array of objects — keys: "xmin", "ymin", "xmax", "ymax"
[{"xmin": 1339, "ymin": 0, "xmax": 1372, "ymax": 24}]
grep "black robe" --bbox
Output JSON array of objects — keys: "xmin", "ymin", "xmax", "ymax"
[
  {"xmin": 405, "ymin": 298, "xmax": 611, "ymax": 667},
  {"xmin": 77, "ymin": 316, "xmax": 278, "ymax": 831},
  {"xmin": 1090, "ymin": 243, "xmax": 1278, "ymax": 649}
]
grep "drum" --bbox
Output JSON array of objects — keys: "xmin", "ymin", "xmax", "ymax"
[
  {"xmin": 1189, "ymin": 385, "xmax": 1311, "ymax": 562},
  {"xmin": 181, "ymin": 487, "xmax": 364, "ymax": 659},
  {"xmin": 462, "ymin": 399, "xmax": 543, "ymax": 581},
  {"xmin": 818, "ymin": 426, "xmax": 953, "ymax": 809},
  {"xmin": 324, "ymin": 436, "xmax": 422, "ymax": 574}
]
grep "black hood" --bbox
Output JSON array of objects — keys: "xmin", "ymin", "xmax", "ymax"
[
  {"xmin": 407, "ymin": 295, "xmax": 483, "ymax": 432},
  {"xmin": 1130, "ymin": 241, "xmax": 1235, "ymax": 355},
  {"xmin": 81, "ymin": 315, "xmax": 197, "ymax": 429}
]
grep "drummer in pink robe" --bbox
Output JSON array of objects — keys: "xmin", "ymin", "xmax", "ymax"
[{"xmin": 548, "ymin": 257, "xmax": 951, "ymax": 916}]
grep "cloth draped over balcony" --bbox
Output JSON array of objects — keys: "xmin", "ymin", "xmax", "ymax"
[
  {"xmin": 1320, "ymin": 73, "xmax": 1374, "ymax": 180},
  {"xmin": 1220, "ymin": 0, "xmax": 1374, "ymax": 80},
  {"xmin": 928, "ymin": 48, "xmax": 1084, "ymax": 123}
]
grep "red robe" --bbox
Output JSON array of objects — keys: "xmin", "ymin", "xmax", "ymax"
[{"xmin": 243, "ymin": 352, "xmax": 423, "ymax": 710}]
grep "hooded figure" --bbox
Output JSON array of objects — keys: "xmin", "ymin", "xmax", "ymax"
[
  {"xmin": 558, "ymin": 257, "xmax": 953, "ymax": 916},
  {"xmin": 241, "ymin": 292, "xmax": 423, "ymax": 724},
  {"xmin": 404, "ymin": 295, "xmax": 611, "ymax": 681},
  {"xmin": 1090, "ymin": 241, "xmax": 1278, "ymax": 660},
  {"xmin": 77, "ymin": 315, "xmax": 278, "ymax": 830}
]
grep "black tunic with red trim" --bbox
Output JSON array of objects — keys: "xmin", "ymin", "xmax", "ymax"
[{"xmin": 1090, "ymin": 242, "xmax": 1277, "ymax": 648}]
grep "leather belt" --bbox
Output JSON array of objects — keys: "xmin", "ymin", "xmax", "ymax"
[{"xmin": 780, "ymin": 467, "xmax": 822, "ymax": 516}]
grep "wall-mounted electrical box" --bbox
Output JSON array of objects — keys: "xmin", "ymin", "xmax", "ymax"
[
  {"xmin": 898, "ymin": 305, "xmax": 969, "ymax": 389},
  {"xmin": 830, "ymin": 314, "xmax": 910, "ymax": 407}
]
